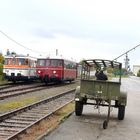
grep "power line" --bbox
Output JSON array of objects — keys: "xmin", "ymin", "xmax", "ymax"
[
  {"xmin": 113, "ymin": 43, "xmax": 140, "ymax": 61},
  {"xmin": 0, "ymin": 30, "xmax": 47, "ymax": 54},
  {"xmin": 113, "ymin": 43, "xmax": 140, "ymax": 70}
]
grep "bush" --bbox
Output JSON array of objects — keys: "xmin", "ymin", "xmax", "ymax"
[
  {"xmin": 0, "ymin": 63, "xmax": 3, "ymax": 75},
  {"xmin": 0, "ymin": 54, "xmax": 4, "ymax": 64},
  {"xmin": 0, "ymin": 54, "xmax": 4, "ymax": 81},
  {"xmin": 137, "ymin": 70, "xmax": 140, "ymax": 77}
]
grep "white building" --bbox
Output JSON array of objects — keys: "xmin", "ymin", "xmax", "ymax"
[{"xmin": 133, "ymin": 65, "xmax": 140, "ymax": 76}]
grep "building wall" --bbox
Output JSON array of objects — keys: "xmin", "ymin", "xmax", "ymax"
[{"xmin": 133, "ymin": 65, "xmax": 140, "ymax": 76}]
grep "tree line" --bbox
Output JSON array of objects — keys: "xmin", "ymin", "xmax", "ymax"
[{"xmin": 0, "ymin": 53, "xmax": 4, "ymax": 80}]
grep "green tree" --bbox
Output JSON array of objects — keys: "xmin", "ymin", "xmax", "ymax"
[
  {"xmin": 0, "ymin": 53, "xmax": 4, "ymax": 76},
  {"xmin": 137, "ymin": 69, "xmax": 140, "ymax": 77},
  {"xmin": 0, "ymin": 55, "xmax": 4, "ymax": 64},
  {"xmin": 79, "ymin": 59, "xmax": 85, "ymax": 65},
  {"xmin": 107, "ymin": 68, "xmax": 113, "ymax": 74}
]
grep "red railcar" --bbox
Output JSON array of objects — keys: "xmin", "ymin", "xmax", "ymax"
[{"xmin": 36, "ymin": 58, "xmax": 77, "ymax": 83}]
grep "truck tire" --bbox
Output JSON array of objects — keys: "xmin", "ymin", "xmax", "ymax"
[
  {"xmin": 75, "ymin": 101, "xmax": 83, "ymax": 116},
  {"xmin": 118, "ymin": 105, "xmax": 125, "ymax": 120}
]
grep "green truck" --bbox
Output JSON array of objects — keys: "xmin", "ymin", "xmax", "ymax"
[{"xmin": 75, "ymin": 59, "xmax": 127, "ymax": 129}]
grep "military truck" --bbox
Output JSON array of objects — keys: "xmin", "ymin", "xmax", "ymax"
[{"xmin": 75, "ymin": 59, "xmax": 127, "ymax": 129}]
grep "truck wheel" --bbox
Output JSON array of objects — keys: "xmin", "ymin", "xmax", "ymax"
[
  {"xmin": 75, "ymin": 101, "xmax": 83, "ymax": 116},
  {"xmin": 103, "ymin": 120, "xmax": 108, "ymax": 129},
  {"xmin": 118, "ymin": 105, "xmax": 125, "ymax": 120}
]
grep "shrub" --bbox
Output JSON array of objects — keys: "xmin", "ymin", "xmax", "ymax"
[
  {"xmin": 0, "ymin": 54, "xmax": 4, "ymax": 81},
  {"xmin": 137, "ymin": 70, "xmax": 140, "ymax": 77}
]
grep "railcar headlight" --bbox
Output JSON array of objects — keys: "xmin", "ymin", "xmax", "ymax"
[
  {"xmin": 75, "ymin": 98, "xmax": 80, "ymax": 101},
  {"xmin": 38, "ymin": 70, "xmax": 41, "ymax": 74},
  {"xmin": 53, "ymin": 70, "xmax": 56, "ymax": 74}
]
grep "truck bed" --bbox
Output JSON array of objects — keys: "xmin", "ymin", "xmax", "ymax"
[{"xmin": 80, "ymin": 79, "xmax": 121, "ymax": 100}]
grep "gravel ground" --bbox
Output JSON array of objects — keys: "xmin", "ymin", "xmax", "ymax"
[{"xmin": 0, "ymin": 82, "xmax": 79, "ymax": 114}]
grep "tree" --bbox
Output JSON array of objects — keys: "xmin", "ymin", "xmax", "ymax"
[
  {"xmin": 0, "ymin": 54, "xmax": 4, "ymax": 64},
  {"xmin": 79, "ymin": 59, "xmax": 85, "ymax": 65},
  {"xmin": 0, "ymin": 53, "xmax": 4, "ymax": 76},
  {"xmin": 137, "ymin": 70, "xmax": 140, "ymax": 77},
  {"xmin": 107, "ymin": 68, "xmax": 113, "ymax": 74}
]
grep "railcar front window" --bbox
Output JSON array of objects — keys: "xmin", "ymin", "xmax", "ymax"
[
  {"xmin": 57, "ymin": 60, "xmax": 62, "ymax": 66},
  {"xmin": 4, "ymin": 58, "xmax": 11, "ymax": 65},
  {"xmin": 37, "ymin": 59, "xmax": 46, "ymax": 66},
  {"xmin": 12, "ymin": 58, "xmax": 16, "ymax": 65},
  {"xmin": 51, "ymin": 60, "xmax": 62, "ymax": 66},
  {"xmin": 51, "ymin": 60, "xmax": 57, "ymax": 66},
  {"xmin": 19, "ymin": 58, "xmax": 25, "ymax": 65},
  {"xmin": 46, "ymin": 60, "xmax": 51, "ymax": 66}
]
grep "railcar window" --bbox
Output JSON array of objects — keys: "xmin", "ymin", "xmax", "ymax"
[
  {"xmin": 12, "ymin": 58, "xmax": 16, "ymax": 65},
  {"xmin": 29, "ymin": 60, "xmax": 35, "ymax": 67},
  {"xmin": 51, "ymin": 60, "xmax": 62, "ymax": 66},
  {"xmin": 4, "ymin": 58, "xmax": 11, "ymax": 65},
  {"xmin": 33, "ymin": 61, "xmax": 37, "ymax": 67},
  {"xmin": 37, "ymin": 59, "xmax": 46, "ymax": 66},
  {"xmin": 25, "ymin": 59, "xmax": 29, "ymax": 65},
  {"xmin": 46, "ymin": 60, "xmax": 51, "ymax": 66},
  {"xmin": 19, "ymin": 58, "xmax": 26, "ymax": 65},
  {"xmin": 51, "ymin": 60, "xmax": 57, "ymax": 66},
  {"xmin": 57, "ymin": 60, "xmax": 62, "ymax": 66},
  {"xmin": 64, "ymin": 60, "xmax": 76, "ymax": 69},
  {"xmin": 29, "ymin": 60, "xmax": 36, "ymax": 67},
  {"xmin": 64, "ymin": 61, "xmax": 68, "ymax": 68}
]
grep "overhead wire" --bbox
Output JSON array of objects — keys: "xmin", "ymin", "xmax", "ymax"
[
  {"xmin": 0, "ymin": 30, "xmax": 48, "ymax": 54},
  {"xmin": 113, "ymin": 43, "xmax": 140, "ymax": 61},
  {"xmin": 1, "ymin": 29, "xmax": 139, "ymax": 61}
]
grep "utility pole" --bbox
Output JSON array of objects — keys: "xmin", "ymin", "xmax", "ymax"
[
  {"xmin": 124, "ymin": 53, "xmax": 130, "ymax": 71},
  {"xmin": 56, "ymin": 49, "xmax": 58, "ymax": 56}
]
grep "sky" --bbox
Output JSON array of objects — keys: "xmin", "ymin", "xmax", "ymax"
[{"xmin": 0, "ymin": 0, "xmax": 140, "ymax": 69}]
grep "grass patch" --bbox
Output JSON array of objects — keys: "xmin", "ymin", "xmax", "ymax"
[
  {"xmin": 112, "ymin": 75, "xmax": 129, "ymax": 78},
  {"xmin": 0, "ymin": 97, "xmax": 37, "ymax": 112},
  {"xmin": 0, "ymin": 80, "xmax": 8, "ymax": 85},
  {"xmin": 0, "ymin": 75, "xmax": 2, "ymax": 81},
  {"xmin": 0, "ymin": 75, "xmax": 8, "ymax": 85},
  {"xmin": 54, "ymin": 102, "xmax": 74, "ymax": 121}
]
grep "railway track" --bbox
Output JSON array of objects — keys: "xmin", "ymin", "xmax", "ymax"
[
  {"xmin": 0, "ymin": 83, "xmax": 48, "ymax": 100},
  {"xmin": 0, "ymin": 81, "xmax": 41, "ymax": 91},
  {"xmin": 0, "ymin": 89, "xmax": 75, "ymax": 140},
  {"xmin": 0, "ymin": 83, "xmax": 22, "ymax": 91},
  {"xmin": 0, "ymin": 82, "xmax": 76, "ymax": 100}
]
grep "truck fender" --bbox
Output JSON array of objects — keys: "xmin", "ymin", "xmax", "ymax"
[
  {"xmin": 75, "ymin": 86, "xmax": 81, "ymax": 101},
  {"xmin": 119, "ymin": 91, "xmax": 127, "ymax": 106}
]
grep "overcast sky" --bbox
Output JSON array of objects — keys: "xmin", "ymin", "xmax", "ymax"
[{"xmin": 0, "ymin": 0, "xmax": 140, "ymax": 68}]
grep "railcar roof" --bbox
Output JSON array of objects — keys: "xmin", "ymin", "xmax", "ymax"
[
  {"xmin": 37, "ymin": 58, "xmax": 77, "ymax": 63},
  {"xmin": 83, "ymin": 59, "xmax": 122, "ymax": 69},
  {"xmin": 4, "ymin": 55, "xmax": 37, "ymax": 60}
]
